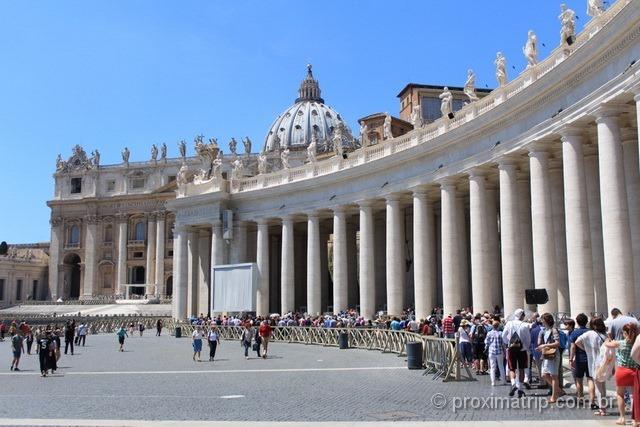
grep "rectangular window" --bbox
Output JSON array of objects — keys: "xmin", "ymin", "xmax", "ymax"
[
  {"xmin": 32, "ymin": 280, "xmax": 38, "ymax": 300},
  {"xmin": 0, "ymin": 279, "xmax": 4, "ymax": 300},
  {"xmin": 70, "ymin": 177, "xmax": 82, "ymax": 194},
  {"xmin": 133, "ymin": 251, "xmax": 144, "ymax": 259},
  {"xmin": 106, "ymin": 180, "xmax": 116, "ymax": 192},
  {"xmin": 132, "ymin": 178, "xmax": 145, "ymax": 189},
  {"xmin": 16, "ymin": 279, "xmax": 22, "ymax": 300},
  {"xmin": 168, "ymin": 175, "xmax": 176, "ymax": 183}
]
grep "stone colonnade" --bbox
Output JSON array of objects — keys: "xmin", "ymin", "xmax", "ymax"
[{"xmin": 172, "ymin": 103, "xmax": 640, "ymax": 320}]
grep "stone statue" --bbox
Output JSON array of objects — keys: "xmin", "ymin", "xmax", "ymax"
[
  {"xmin": 410, "ymin": 105, "xmax": 423, "ymax": 128},
  {"xmin": 258, "ymin": 152, "xmax": 268, "ymax": 175},
  {"xmin": 178, "ymin": 140, "xmax": 187, "ymax": 159},
  {"xmin": 439, "ymin": 87, "xmax": 453, "ymax": 119},
  {"xmin": 307, "ymin": 132, "xmax": 318, "ymax": 164},
  {"xmin": 242, "ymin": 137, "xmax": 252, "ymax": 156},
  {"xmin": 150, "ymin": 144, "xmax": 158, "ymax": 163},
  {"xmin": 360, "ymin": 122, "xmax": 369, "ymax": 147},
  {"xmin": 122, "ymin": 147, "xmax": 130, "ymax": 166},
  {"xmin": 90, "ymin": 150, "xmax": 100, "ymax": 167},
  {"xmin": 523, "ymin": 30, "xmax": 538, "ymax": 67},
  {"xmin": 56, "ymin": 154, "xmax": 65, "ymax": 172},
  {"xmin": 383, "ymin": 114, "xmax": 393, "ymax": 140},
  {"xmin": 160, "ymin": 143, "xmax": 167, "ymax": 162},
  {"xmin": 229, "ymin": 137, "xmax": 238, "ymax": 155},
  {"xmin": 212, "ymin": 151, "xmax": 223, "ymax": 178},
  {"xmin": 194, "ymin": 134, "xmax": 204, "ymax": 146},
  {"xmin": 176, "ymin": 164, "xmax": 189, "ymax": 187},
  {"xmin": 333, "ymin": 123, "xmax": 344, "ymax": 157},
  {"xmin": 464, "ymin": 69, "xmax": 479, "ymax": 102},
  {"xmin": 281, "ymin": 148, "xmax": 290, "ymax": 170},
  {"xmin": 271, "ymin": 133, "xmax": 281, "ymax": 151},
  {"xmin": 208, "ymin": 137, "xmax": 218, "ymax": 148},
  {"xmin": 587, "ymin": 0, "xmax": 605, "ymax": 17},
  {"xmin": 231, "ymin": 158, "xmax": 244, "ymax": 180},
  {"xmin": 559, "ymin": 4, "xmax": 576, "ymax": 47},
  {"xmin": 495, "ymin": 52, "xmax": 507, "ymax": 87}
]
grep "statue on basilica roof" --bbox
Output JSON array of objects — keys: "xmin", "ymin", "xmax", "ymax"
[
  {"xmin": 495, "ymin": 52, "xmax": 507, "ymax": 87},
  {"xmin": 242, "ymin": 137, "xmax": 252, "ymax": 156},
  {"xmin": 523, "ymin": 30, "xmax": 538, "ymax": 68},
  {"xmin": 464, "ymin": 69, "xmax": 479, "ymax": 102}
]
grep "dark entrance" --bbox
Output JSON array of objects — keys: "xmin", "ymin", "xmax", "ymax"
[
  {"xmin": 165, "ymin": 276, "xmax": 173, "ymax": 297},
  {"xmin": 131, "ymin": 266, "xmax": 145, "ymax": 296},
  {"xmin": 64, "ymin": 253, "xmax": 81, "ymax": 299}
]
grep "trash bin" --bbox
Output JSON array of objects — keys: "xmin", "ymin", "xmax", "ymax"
[
  {"xmin": 175, "ymin": 326, "xmax": 182, "ymax": 338},
  {"xmin": 338, "ymin": 332, "xmax": 349, "ymax": 349},
  {"xmin": 406, "ymin": 341, "xmax": 423, "ymax": 369}
]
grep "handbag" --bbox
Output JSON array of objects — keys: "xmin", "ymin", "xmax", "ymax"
[
  {"xmin": 252, "ymin": 342, "xmax": 260, "ymax": 351},
  {"xmin": 542, "ymin": 346, "xmax": 557, "ymax": 360}
]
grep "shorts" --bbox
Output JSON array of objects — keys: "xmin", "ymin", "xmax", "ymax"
[
  {"xmin": 507, "ymin": 349, "xmax": 528, "ymax": 371},
  {"xmin": 193, "ymin": 339, "xmax": 202, "ymax": 352},
  {"xmin": 572, "ymin": 360, "xmax": 590, "ymax": 379},
  {"xmin": 118, "ymin": 336, "xmax": 125, "ymax": 345},
  {"xmin": 542, "ymin": 357, "xmax": 559, "ymax": 376},
  {"xmin": 12, "ymin": 350, "xmax": 21, "ymax": 358},
  {"xmin": 459, "ymin": 342, "xmax": 473, "ymax": 363},
  {"xmin": 615, "ymin": 366, "xmax": 637, "ymax": 387},
  {"xmin": 473, "ymin": 343, "xmax": 487, "ymax": 360}
]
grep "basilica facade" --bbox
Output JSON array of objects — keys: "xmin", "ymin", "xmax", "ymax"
[{"xmin": 49, "ymin": 0, "xmax": 640, "ymax": 320}]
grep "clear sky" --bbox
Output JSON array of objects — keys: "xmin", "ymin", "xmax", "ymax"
[{"xmin": 0, "ymin": 0, "xmax": 593, "ymax": 243}]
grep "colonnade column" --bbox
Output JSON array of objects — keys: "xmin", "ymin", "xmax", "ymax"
[
  {"xmin": 561, "ymin": 128, "xmax": 595, "ymax": 316},
  {"xmin": 385, "ymin": 196, "xmax": 405, "ymax": 316},
  {"xmin": 528, "ymin": 145, "xmax": 558, "ymax": 313},
  {"xmin": 413, "ymin": 189, "xmax": 436, "ymax": 320},
  {"xmin": 198, "ymin": 229, "xmax": 211, "ymax": 315},
  {"xmin": 49, "ymin": 217, "xmax": 63, "ymax": 300},
  {"xmin": 549, "ymin": 160, "xmax": 570, "ymax": 313},
  {"xmin": 187, "ymin": 229, "xmax": 199, "ymax": 317},
  {"xmin": 281, "ymin": 216, "xmax": 295, "ymax": 314},
  {"xmin": 333, "ymin": 208, "xmax": 348, "ymax": 314},
  {"xmin": 307, "ymin": 213, "xmax": 321, "ymax": 315},
  {"xmin": 145, "ymin": 215, "xmax": 156, "ymax": 295},
  {"xmin": 256, "ymin": 219, "xmax": 270, "ymax": 316},
  {"xmin": 155, "ymin": 212, "xmax": 165, "ymax": 297},
  {"xmin": 498, "ymin": 160, "xmax": 524, "ymax": 316},
  {"xmin": 468, "ymin": 170, "xmax": 491, "ymax": 313},
  {"xmin": 358, "ymin": 202, "xmax": 375, "ymax": 319},
  {"xmin": 83, "ymin": 216, "xmax": 99, "ymax": 298},
  {"xmin": 595, "ymin": 108, "xmax": 635, "ymax": 313},
  {"xmin": 229, "ymin": 221, "xmax": 247, "ymax": 264},
  {"xmin": 172, "ymin": 225, "xmax": 188, "ymax": 320},
  {"xmin": 116, "ymin": 215, "xmax": 128, "ymax": 296},
  {"xmin": 440, "ymin": 179, "xmax": 462, "ymax": 316},
  {"xmin": 622, "ymin": 127, "xmax": 640, "ymax": 306},
  {"xmin": 485, "ymin": 183, "xmax": 502, "ymax": 308}
]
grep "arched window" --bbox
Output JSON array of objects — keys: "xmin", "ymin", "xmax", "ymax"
[
  {"xmin": 69, "ymin": 225, "xmax": 80, "ymax": 245},
  {"xmin": 134, "ymin": 222, "xmax": 145, "ymax": 241}
]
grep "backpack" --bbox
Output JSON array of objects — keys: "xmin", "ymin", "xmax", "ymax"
[
  {"xmin": 557, "ymin": 329, "xmax": 568, "ymax": 351},
  {"xmin": 473, "ymin": 324, "xmax": 487, "ymax": 343},
  {"xmin": 508, "ymin": 331, "xmax": 523, "ymax": 350}
]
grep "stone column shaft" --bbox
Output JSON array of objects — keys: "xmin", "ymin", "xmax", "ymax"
[
  {"xmin": 155, "ymin": 216, "xmax": 165, "ymax": 297},
  {"xmin": 385, "ymin": 197, "xmax": 405, "ymax": 316},
  {"xmin": 333, "ymin": 209, "xmax": 348, "ymax": 313},
  {"xmin": 116, "ymin": 218, "xmax": 128, "ymax": 296},
  {"xmin": 49, "ymin": 219, "xmax": 63, "ymax": 300},
  {"xmin": 281, "ymin": 217, "xmax": 295, "ymax": 313},
  {"xmin": 596, "ymin": 111, "xmax": 635, "ymax": 313},
  {"xmin": 441, "ymin": 181, "xmax": 462, "ymax": 315},
  {"xmin": 622, "ymin": 130, "xmax": 640, "ymax": 307},
  {"xmin": 585, "ymin": 151, "xmax": 607, "ymax": 315},
  {"xmin": 413, "ymin": 191, "xmax": 437, "ymax": 320},
  {"xmin": 256, "ymin": 220, "xmax": 270, "ymax": 316},
  {"xmin": 172, "ymin": 226, "xmax": 188, "ymax": 320},
  {"xmin": 145, "ymin": 219, "xmax": 156, "ymax": 295},
  {"xmin": 187, "ymin": 230, "xmax": 199, "ymax": 317},
  {"xmin": 528, "ymin": 148, "xmax": 558, "ymax": 313},
  {"xmin": 469, "ymin": 172, "xmax": 492, "ymax": 313},
  {"xmin": 499, "ymin": 162, "xmax": 524, "ymax": 316},
  {"xmin": 359, "ymin": 203, "xmax": 375, "ymax": 319},
  {"xmin": 485, "ymin": 185, "xmax": 502, "ymax": 309},
  {"xmin": 307, "ymin": 214, "xmax": 321, "ymax": 315},
  {"xmin": 197, "ymin": 230, "xmax": 211, "ymax": 315},
  {"xmin": 83, "ymin": 218, "xmax": 98, "ymax": 298}
]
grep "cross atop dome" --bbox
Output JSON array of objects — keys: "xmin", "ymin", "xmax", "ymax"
[{"xmin": 296, "ymin": 64, "xmax": 324, "ymax": 104}]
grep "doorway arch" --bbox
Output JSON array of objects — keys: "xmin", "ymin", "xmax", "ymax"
[{"xmin": 63, "ymin": 253, "xmax": 81, "ymax": 299}]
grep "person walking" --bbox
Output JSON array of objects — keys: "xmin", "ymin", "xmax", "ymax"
[
  {"xmin": 604, "ymin": 322, "xmax": 639, "ymax": 426},
  {"xmin": 156, "ymin": 319, "xmax": 163, "ymax": 336},
  {"xmin": 259, "ymin": 320, "xmax": 272, "ymax": 359},
  {"xmin": 575, "ymin": 317, "xmax": 609, "ymax": 416},
  {"xmin": 10, "ymin": 331, "xmax": 24, "ymax": 371},
  {"xmin": 192, "ymin": 325, "xmax": 203, "ymax": 362},
  {"xmin": 537, "ymin": 312, "xmax": 564, "ymax": 404},
  {"xmin": 207, "ymin": 325, "xmax": 220, "ymax": 362},
  {"xmin": 569, "ymin": 313, "xmax": 591, "ymax": 400},
  {"xmin": 48, "ymin": 331, "xmax": 58, "ymax": 374},
  {"xmin": 116, "ymin": 326, "xmax": 128, "ymax": 352},
  {"xmin": 37, "ymin": 330, "xmax": 52, "ymax": 377},
  {"xmin": 25, "ymin": 330, "xmax": 34, "ymax": 355},
  {"xmin": 458, "ymin": 320, "xmax": 473, "ymax": 367},
  {"xmin": 77, "ymin": 322, "xmax": 87, "ymax": 347},
  {"xmin": 502, "ymin": 308, "xmax": 531, "ymax": 398},
  {"xmin": 64, "ymin": 320, "xmax": 75, "ymax": 355},
  {"xmin": 485, "ymin": 320, "xmax": 507, "ymax": 387},
  {"xmin": 241, "ymin": 323, "xmax": 253, "ymax": 359},
  {"xmin": 138, "ymin": 322, "xmax": 145, "ymax": 337}
]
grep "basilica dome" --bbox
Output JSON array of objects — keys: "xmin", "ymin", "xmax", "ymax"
[{"xmin": 263, "ymin": 65, "xmax": 351, "ymax": 153}]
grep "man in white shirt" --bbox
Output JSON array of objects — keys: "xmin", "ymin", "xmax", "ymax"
[
  {"xmin": 605, "ymin": 308, "xmax": 639, "ymax": 340},
  {"xmin": 502, "ymin": 308, "xmax": 531, "ymax": 397}
]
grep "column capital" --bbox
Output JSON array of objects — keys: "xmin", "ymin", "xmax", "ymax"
[
  {"xmin": 306, "ymin": 211, "xmax": 320, "ymax": 220},
  {"xmin": 256, "ymin": 218, "xmax": 270, "ymax": 227},
  {"xmin": 559, "ymin": 126, "xmax": 586, "ymax": 143},
  {"xmin": 114, "ymin": 213, "xmax": 129, "ymax": 223},
  {"xmin": 280, "ymin": 214, "xmax": 295, "ymax": 224},
  {"xmin": 437, "ymin": 177, "xmax": 458, "ymax": 188},
  {"xmin": 50, "ymin": 216, "xmax": 63, "ymax": 227},
  {"xmin": 355, "ymin": 199, "xmax": 376, "ymax": 208},
  {"xmin": 593, "ymin": 103, "xmax": 628, "ymax": 123},
  {"xmin": 154, "ymin": 210, "xmax": 167, "ymax": 221},
  {"xmin": 497, "ymin": 157, "xmax": 519, "ymax": 170},
  {"xmin": 84, "ymin": 215, "xmax": 101, "ymax": 225},
  {"xmin": 527, "ymin": 142, "xmax": 552, "ymax": 157},
  {"xmin": 412, "ymin": 188, "xmax": 430, "ymax": 200},
  {"xmin": 467, "ymin": 166, "xmax": 491, "ymax": 179},
  {"xmin": 384, "ymin": 193, "xmax": 402, "ymax": 204},
  {"xmin": 331, "ymin": 206, "xmax": 348, "ymax": 216},
  {"xmin": 173, "ymin": 224, "xmax": 188, "ymax": 234},
  {"xmin": 210, "ymin": 219, "xmax": 222, "ymax": 227}
]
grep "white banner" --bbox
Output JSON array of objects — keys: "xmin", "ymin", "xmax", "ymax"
[{"xmin": 212, "ymin": 263, "xmax": 257, "ymax": 313}]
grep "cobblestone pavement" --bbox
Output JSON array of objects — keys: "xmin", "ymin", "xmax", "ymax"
[{"xmin": 0, "ymin": 334, "xmax": 622, "ymax": 424}]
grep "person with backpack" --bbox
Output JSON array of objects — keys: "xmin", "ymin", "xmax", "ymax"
[
  {"xmin": 569, "ymin": 313, "xmax": 591, "ymax": 400},
  {"xmin": 575, "ymin": 317, "xmax": 609, "ymax": 416},
  {"xmin": 536, "ymin": 312, "xmax": 565, "ymax": 403},
  {"xmin": 502, "ymin": 308, "xmax": 531, "ymax": 398},
  {"xmin": 9, "ymin": 330, "xmax": 24, "ymax": 372},
  {"xmin": 471, "ymin": 316, "xmax": 488, "ymax": 375},
  {"xmin": 116, "ymin": 325, "xmax": 128, "ymax": 352}
]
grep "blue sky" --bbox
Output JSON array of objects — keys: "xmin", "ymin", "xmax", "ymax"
[{"xmin": 0, "ymin": 0, "xmax": 592, "ymax": 243}]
